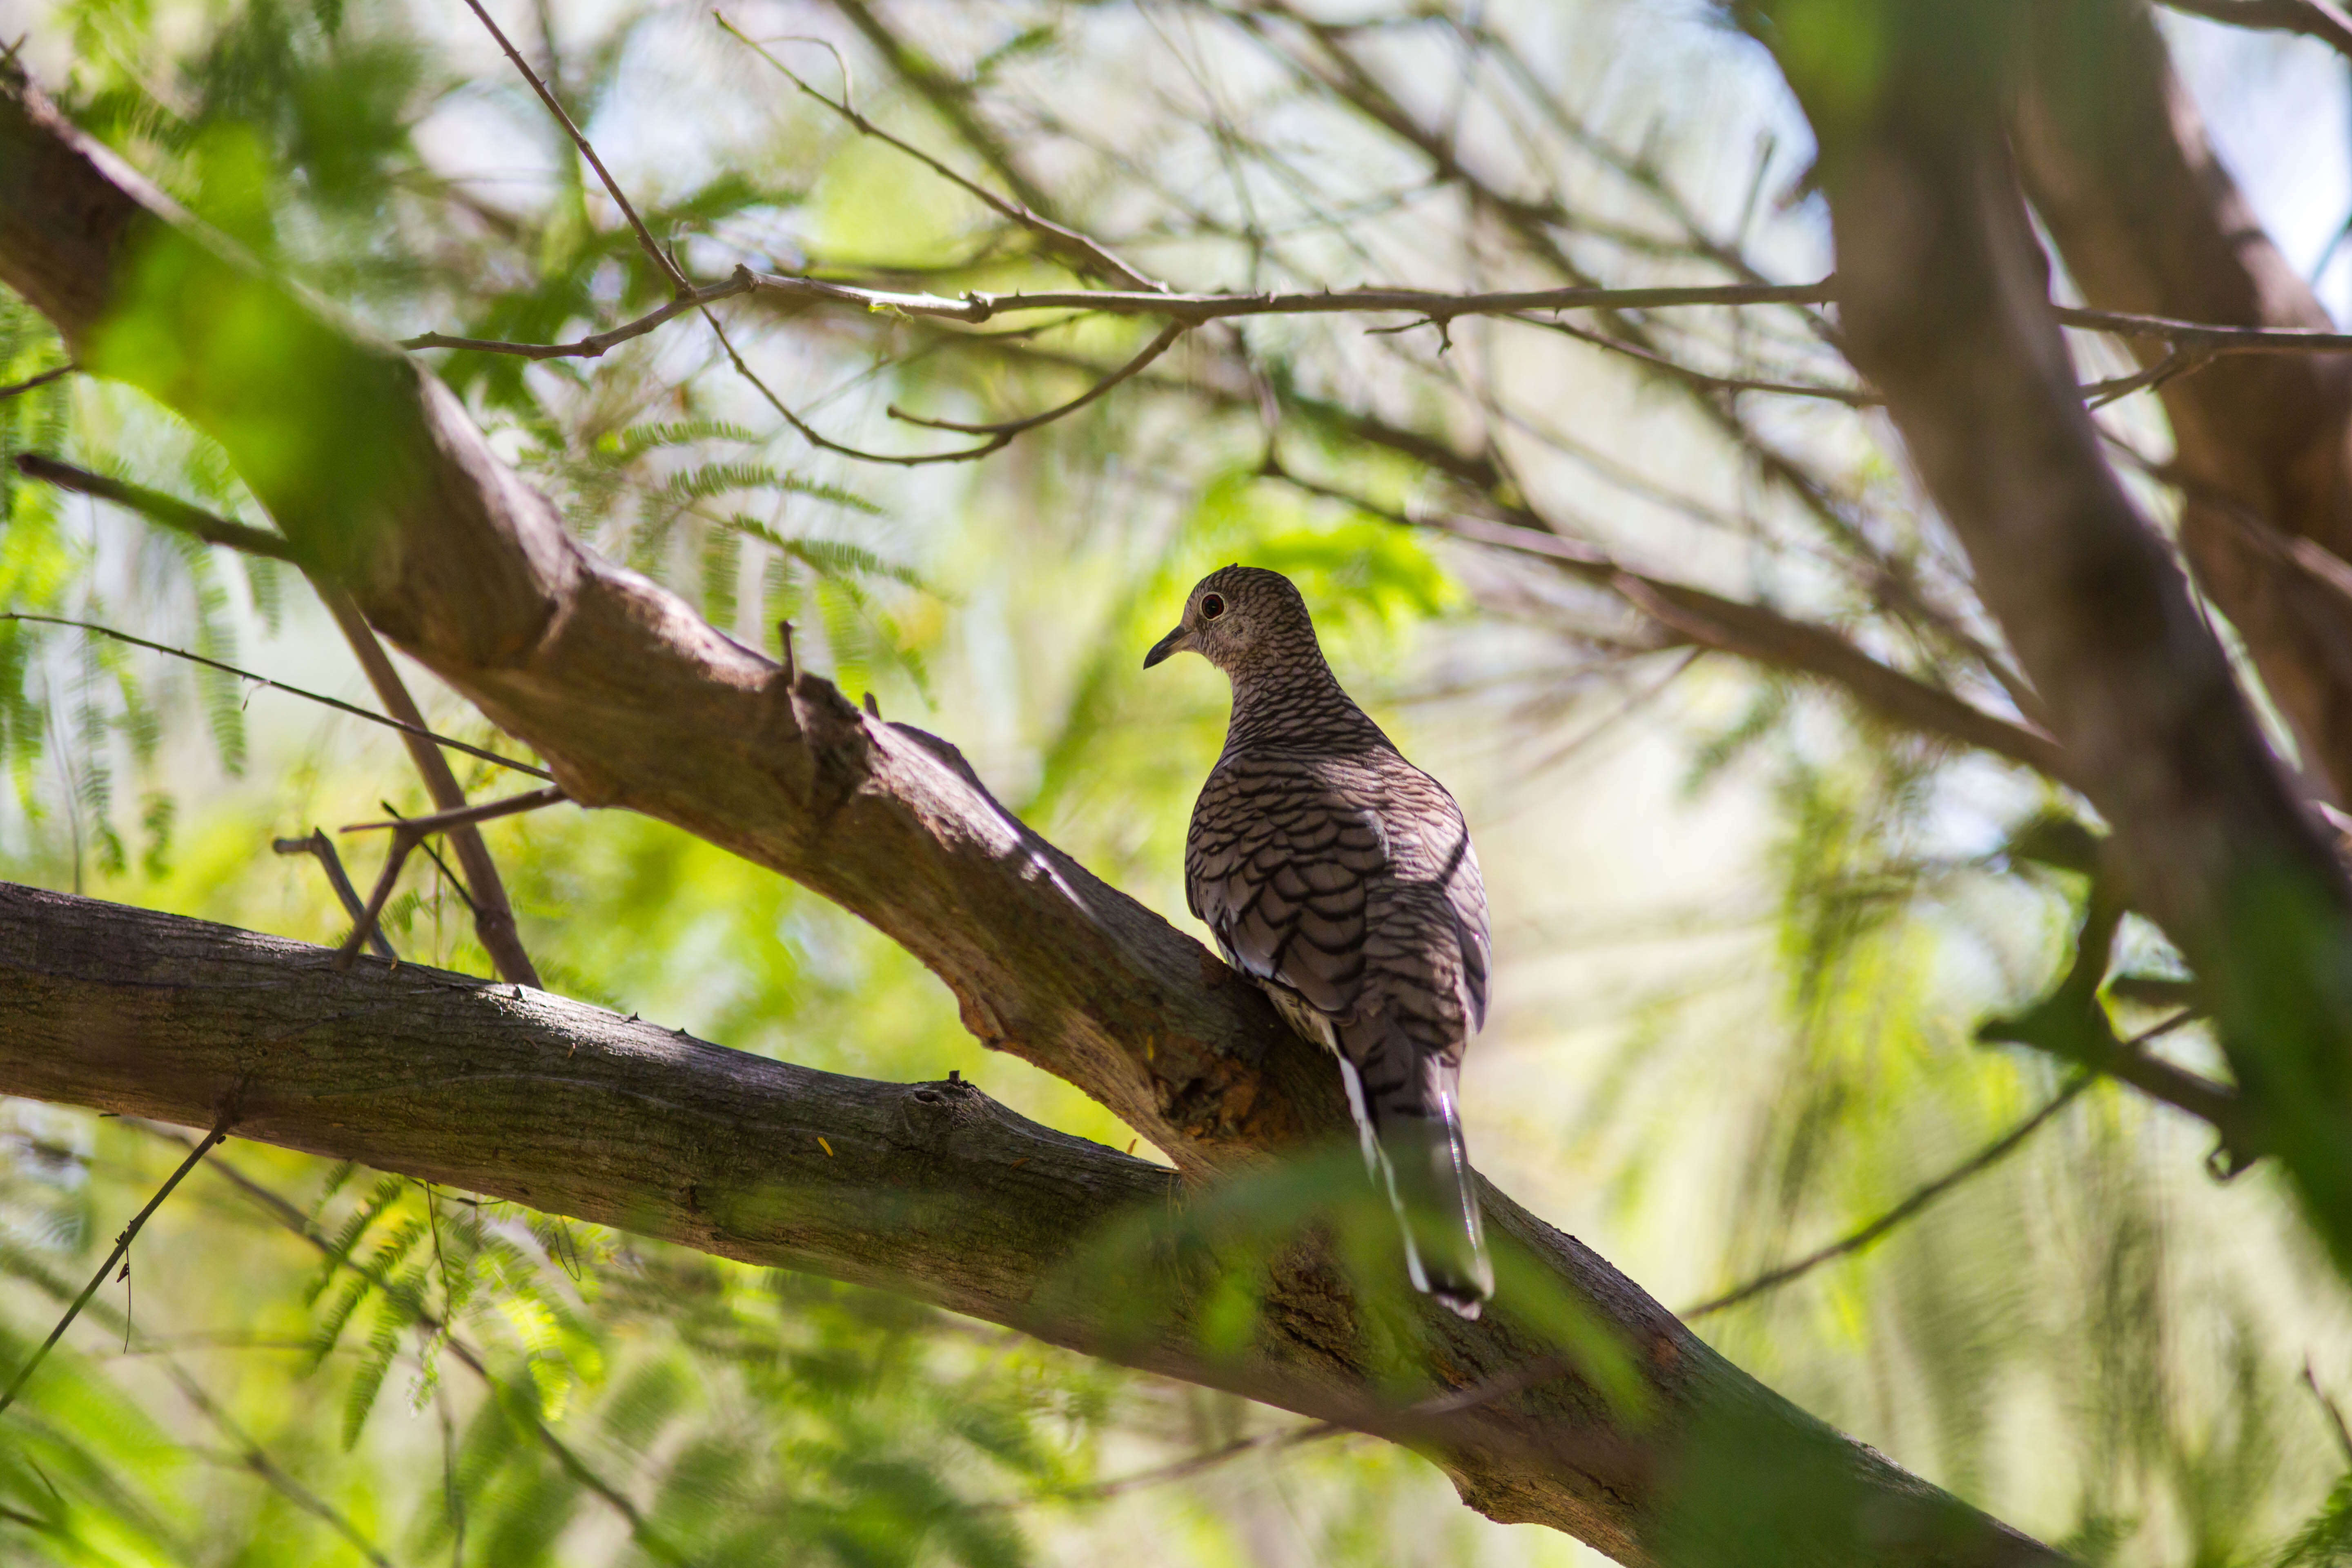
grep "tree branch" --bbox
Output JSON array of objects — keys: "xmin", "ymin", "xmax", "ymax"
[
  {"xmin": 719, "ymin": 10, "xmax": 1162, "ymax": 292},
  {"xmin": 11, "ymin": 453, "xmax": 544, "ymax": 983},
  {"xmin": 318, "ymin": 589, "xmax": 543, "ymax": 987},
  {"xmin": 1758, "ymin": 1, "xmax": 2352, "ymax": 1261},
  {"xmin": 459, "ymin": 0, "xmax": 690, "ymax": 296},
  {"xmin": 1272, "ymin": 466, "xmax": 2070, "ymax": 784},
  {"xmin": 0, "ymin": 66, "xmax": 2065, "ymax": 1565},
  {"xmin": 2159, "ymin": 0, "xmax": 2352, "ymax": 58},
  {"xmin": 411, "ymin": 269, "xmax": 1835, "ymax": 357},
  {"xmin": 0, "ymin": 881, "xmax": 2060, "ymax": 1565},
  {"xmin": 2016, "ymin": 1, "xmax": 2352, "ymax": 800}
]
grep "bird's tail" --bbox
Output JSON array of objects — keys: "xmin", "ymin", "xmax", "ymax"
[{"xmin": 1335, "ymin": 1029, "xmax": 1493, "ymax": 1320}]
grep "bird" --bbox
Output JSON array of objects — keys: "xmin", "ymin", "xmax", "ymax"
[{"xmin": 1145, "ymin": 564, "xmax": 1494, "ymax": 1318}]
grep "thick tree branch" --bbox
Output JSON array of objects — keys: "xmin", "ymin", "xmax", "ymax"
[
  {"xmin": 0, "ymin": 66, "xmax": 2064, "ymax": 1566},
  {"xmin": 2016, "ymin": 1, "xmax": 2352, "ymax": 800},
  {"xmin": 1757, "ymin": 1, "xmax": 2352, "ymax": 1258},
  {"xmin": 0, "ymin": 883, "xmax": 2054, "ymax": 1566}
]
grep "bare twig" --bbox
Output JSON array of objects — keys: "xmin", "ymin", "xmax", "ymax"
[
  {"xmin": 706, "ymin": 310, "xmax": 1009, "ymax": 466},
  {"xmin": 321, "ymin": 588, "xmax": 542, "ymax": 987},
  {"xmin": 404, "ymin": 271, "xmax": 754, "ymax": 357},
  {"xmin": 459, "ymin": 0, "xmax": 691, "ymax": 295},
  {"xmin": 0, "ymin": 612, "xmax": 552, "ymax": 780},
  {"xmin": 0, "ymin": 1116, "xmax": 231, "ymax": 1419},
  {"xmin": 15, "ymin": 454, "xmax": 296, "ymax": 559},
  {"xmin": 889, "ymin": 320, "xmax": 1186, "ymax": 434},
  {"xmin": 0, "ymin": 363, "xmax": 71, "ymax": 401},
  {"xmin": 1684, "ymin": 1073, "xmax": 2096, "ymax": 1319},
  {"xmin": 1269, "ymin": 464, "xmax": 2068, "ymax": 782},
  {"xmin": 2055, "ymin": 301, "xmax": 2352, "ymax": 354},
  {"xmin": 2303, "ymin": 1360, "xmax": 2352, "ymax": 1465},
  {"xmin": 746, "ymin": 271, "xmax": 1832, "ymax": 327},
  {"xmin": 334, "ymin": 786, "xmax": 568, "ymax": 969},
  {"xmin": 718, "ymin": 12, "xmax": 1162, "ymax": 291},
  {"xmin": 2081, "ymin": 346, "xmax": 2214, "ymax": 408},
  {"xmin": 273, "ymin": 830, "xmax": 398, "ymax": 960},
  {"xmin": 1521, "ymin": 312, "xmax": 1877, "ymax": 405},
  {"xmin": 419, "ymin": 270, "xmax": 1837, "ymax": 360}
]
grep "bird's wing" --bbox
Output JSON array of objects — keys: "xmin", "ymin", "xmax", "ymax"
[
  {"xmin": 1185, "ymin": 753, "xmax": 1381, "ymax": 1017},
  {"xmin": 1363, "ymin": 769, "xmax": 1491, "ymax": 1039}
]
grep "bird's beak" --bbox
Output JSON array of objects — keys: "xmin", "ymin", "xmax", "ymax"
[{"xmin": 1143, "ymin": 624, "xmax": 1189, "ymax": 669}]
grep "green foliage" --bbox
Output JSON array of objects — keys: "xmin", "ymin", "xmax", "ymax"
[
  {"xmin": 2281, "ymin": 1474, "xmax": 2352, "ymax": 1568},
  {"xmin": 3, "ymin": 0, "xmax": 2349, "ymax": 1564}
]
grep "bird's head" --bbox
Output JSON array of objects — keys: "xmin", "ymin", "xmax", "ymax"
[{"xmin": 1143, "ymin": 565, "xmax": 1319, "ymax": 675}]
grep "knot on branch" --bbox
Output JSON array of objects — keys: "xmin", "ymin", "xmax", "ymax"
[{"xmin": 892, "ymin": 1071, "xmax": 1004, "ymax": 1155}]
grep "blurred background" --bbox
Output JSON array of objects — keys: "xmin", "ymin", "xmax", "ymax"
[{"xmin": 1, "ymin": 0, "xmax": 2350, "ymax": 1562}]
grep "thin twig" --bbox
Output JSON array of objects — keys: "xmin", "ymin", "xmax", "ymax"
[
  {"xmin": 412, "ymin": 270, "xmax": 2352, "ymax": 363},
  {"xmin": 459, "ymin": 0, "xmax": 691, "ymax": 294},
  {"xmin": 0, "ymin": 611, "xmax": 552, "ymax": 780},
  {"xmin": 717, "ymin": 13, "xmax": 1162, "ymax": 291},
  {"xmin": 0, "ymin": 1116, "xmax": 232, "ymax": 1419},
  {"xmin": 14, "ymin": 454, "xmax": 296, "ymax": 559},
  {"xmin": 745, "ymin": 270, "xmax": 1834, "ymax": 327},
  {"xmin": 1521, "ymin": 312, "xmax": 1877, "ymax": 405},
  {"xmin": 323, "ymin": 588, "xmax": 542, "ymax": 987},
  {"xmin": 888, "ymin": 320, "xmax": 1187, "ymax": 434},
  {"xmin": 2055, "ymin": 301, "xmax": 2352, "ymax": 355},
  {"xmin": 1682, "ymin": 1074, "xmax": 2095, "ymax": 1319},
  {"xmin": 706, "ymin": 310, "xmax": 1009, "ymax": 466},
  {"xmin": 2082, "ymin": 347, "xmax": 2213, "ymax": 409},
  {"xmin": 334, "ymin": 786, "xmax": 568, "ymax": 969},
  {"xmin": 421, "ymin": 271, "xmax": 1837, "ymax": 359},
  {"xmin": 404, "ymin": 271, "xmax": 753, "ymax": 357},
  {"xmin": 274, "ymin": 830, "xmax": 399, "ymax": 960},
  {"xmin": 0, "ymin": 363, "xmax": 73, "ymax": 401}
]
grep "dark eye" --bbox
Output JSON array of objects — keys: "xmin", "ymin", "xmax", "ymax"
[{"xmin": 1198, "ymin": 592, "xmax": 1227, "ymax": 621}]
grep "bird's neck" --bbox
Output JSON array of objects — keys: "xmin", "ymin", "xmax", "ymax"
[{"xmin": 1221, "ymin": 649, "xmax": 1390, "ymax": 753}]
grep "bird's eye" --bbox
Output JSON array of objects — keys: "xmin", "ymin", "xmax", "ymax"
[{"xmin": 1199, "ymin": 592, "xmax": 1227, "ymax": 621}]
